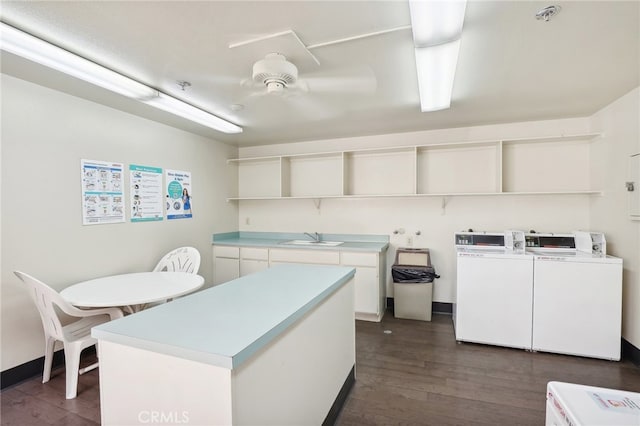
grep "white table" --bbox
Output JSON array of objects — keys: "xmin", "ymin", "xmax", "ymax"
[{"xmin": 60, "ymin": 272, "xmax": 204, "ymax": 314}]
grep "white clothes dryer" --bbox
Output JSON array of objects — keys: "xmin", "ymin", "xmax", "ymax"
[{"xmin": 527, "ymin": 233, "xmax": 623, "ymax": 360}]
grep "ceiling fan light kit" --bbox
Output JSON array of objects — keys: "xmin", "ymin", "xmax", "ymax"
[
  {"xmin": 252, "ymin": 53, "xmax": 299, "ymax": 94},
  {"xmin": 0, "ymin": 22, "xmax": 242, "ymax": 134},
  {"xmin": 408, "ymin": 0, "xmax": 467, "ymax": 112}
]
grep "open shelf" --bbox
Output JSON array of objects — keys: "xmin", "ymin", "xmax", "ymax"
[{"xmin": 228, "ymin": 133, "xmax": 602, "ymax": 201}]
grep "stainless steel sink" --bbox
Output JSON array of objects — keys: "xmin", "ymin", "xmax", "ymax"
[{"xmin": 280, "ymin": 240, "xmax": 344, "ymax": 247}]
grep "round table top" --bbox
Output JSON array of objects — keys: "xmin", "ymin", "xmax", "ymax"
[{"xmin": 60, "ymin": 272, "xmax": 205, "ymax": 308}]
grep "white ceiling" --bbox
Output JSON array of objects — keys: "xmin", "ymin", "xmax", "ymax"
[{"xmin": 1, "ymin": 1, "xmax": 638, "ymax": 147}]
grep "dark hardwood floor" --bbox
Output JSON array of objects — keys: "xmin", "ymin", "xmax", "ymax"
[
  {"xmin": 337, "ymin": 313, "xmax": 640, "ymax": 425},
  {"xmin": 2, "ymin": 312, "xmax": 640, "ymax": 425}
]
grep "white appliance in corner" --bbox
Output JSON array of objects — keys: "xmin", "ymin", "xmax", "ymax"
[
  {"xmin": 528, "ymin": 233, "xmax": 623, "ymax": 360},
  {"xmin": 546, "ymin": 381, "xmax": 640, "ymax": 426},
  {"xmin": 454, "ymin": 231, "xmax": 534, "ymax": 350}
]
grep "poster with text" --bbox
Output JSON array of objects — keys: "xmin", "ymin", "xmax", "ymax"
[
  {"xmin": 130, "ymin": 164, "xmax": 163, "ymax": 222},
  {"xmin": 81, "ymin": 159, "xmax": 125, "ymax": 225},
  {"xmin": 165, "ymin": 169, "xmax": 193, "ymax": 220}
]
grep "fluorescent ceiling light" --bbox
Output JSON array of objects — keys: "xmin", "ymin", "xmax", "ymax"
[
  {"xmin": 408, "ymin": 0, "xmax": 467, "ymax": 112},
  {"xmin": 409, "ymin": 0, "xmax": 467, "ymax": 47},
  {"xmin": 414, "ymin": 40, "xmax": 461, "ymax": 111},
  {"xmin": 145, "ymin": 92, "xmax": 243, "ymax": 134},
  {"xmin": 0, "ymin": 22, "xmax": 242, "ymax": 134}
]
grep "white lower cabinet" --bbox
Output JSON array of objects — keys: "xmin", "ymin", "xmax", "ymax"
[
  {"xmin": 213, "ymin": 245, "xmax": 385, "ymax": 321},
  {"xmin": 213, "ymin": 246, "xmax": 239, "ymax": 285},
  {"xmin": 269, "ymin": 248, "xmax": 340, "ymax": 265},
  {"xmin": 240, "ymin": 247, "xmax": 269, "ymax": 276},
  {"xmin": 340, "ymin": 251, "xmax": 384, "ymax": 321},
  {"xmin": 351, "ymin": 267, "xmax": 379, "ymax": 314}
]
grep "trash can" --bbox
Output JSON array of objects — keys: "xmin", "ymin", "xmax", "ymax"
[{"xmin": 392, "ymin": 248, "xmax": 440, "ymax": 321}]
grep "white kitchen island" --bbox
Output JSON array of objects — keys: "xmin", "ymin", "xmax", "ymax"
[{"xmin": 92, "ymin": 264, "xmax": 356, "ymax": 426}]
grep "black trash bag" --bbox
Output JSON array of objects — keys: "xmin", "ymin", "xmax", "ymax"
[{"xmin": 392, "ymin": 266, "xmax": 440, "ymax": 283}]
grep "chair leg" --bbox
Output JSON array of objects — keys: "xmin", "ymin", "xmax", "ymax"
[
  {"xmin": 42, "ymin": 336, "xmax": 55, "ymax": 384},
  {"xmin": 63, "ymin": 344, "xmax": 81, "ymax": 399}
]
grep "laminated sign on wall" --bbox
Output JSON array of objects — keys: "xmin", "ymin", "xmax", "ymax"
[
  {"xmin": 165, "ymin": 169, "xmax": 193, "ymax": 220},
  {"xmin": 81, "ymin": 159, "xmax": 125, "ymax": 225},
  {"xmin": 130, "ymin": 164, "xmax": 163, "ymax": 222}
]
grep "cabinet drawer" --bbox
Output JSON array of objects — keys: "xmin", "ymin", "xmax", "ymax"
[
  {"xmin": 341, "ymin": 252, "xmax": 378, "ymax": 267},
  {"xmin": 240, "ymin": 247, "xmax": 269, "ymax": 261},
  {"xmin": 269, "ymin": 249, "xmax": 339, "ymax": 265},
  {"xmin": 214, "ymin": 246, "xmax": 240, "ymax": 258}
]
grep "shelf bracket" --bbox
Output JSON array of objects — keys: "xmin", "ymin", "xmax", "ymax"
[
  {"xmin": 313, "ymin": 198, "xmax": 322, "ymax": 211},
  {"xmin": 441, "ymin": 196, "xmax": 449, "ymax": 215}
]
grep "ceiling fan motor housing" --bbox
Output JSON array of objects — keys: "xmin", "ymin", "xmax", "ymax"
[{"xmin": 252, "ymin": 53, "xmax": 298, "ymax": 93}]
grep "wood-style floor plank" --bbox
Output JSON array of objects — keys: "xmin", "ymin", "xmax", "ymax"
[
  {"xmin": 2, "ymin": 313, "xmax": 639, "ymax": 425},
  {"xmin": 337, "ymin": 313, "xmax": 640, "ymax": 425}
]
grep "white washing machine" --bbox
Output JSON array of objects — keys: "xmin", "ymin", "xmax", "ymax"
[
  {"xmin": 454, "ymin": 231, "xmax": 534, "ymax": 350},
  {"xmin": 546, "ymin": 381, "xmax": 640, "ymax": 426},
  {"xmin": 528, "ymin": 233, "xmax": 623, "ymax": 360}
]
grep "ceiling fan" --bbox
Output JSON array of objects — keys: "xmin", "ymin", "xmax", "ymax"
[{"xmin": 239, "ymin": 53, "xmax": 377, "ymax": 99}]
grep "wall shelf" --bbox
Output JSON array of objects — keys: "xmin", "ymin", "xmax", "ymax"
[
  {"xmin": 227, "ymin": 191, "xmax": 603, "ymax": 201},
  {"xmin": 227, "ymin": 133, "xmax": 602, "ymax": 201}
]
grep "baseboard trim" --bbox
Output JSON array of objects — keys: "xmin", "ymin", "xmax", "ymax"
[
  {"xmin": 387, "ymin": 298, "xmax": 452, "ymax": 315},
  {"xmin": 622, "ymin": 339, "xmax": 640, "ymax": 367},
  {"xmin": 322, "ymin": 365, "xmax": 355, "ymax": 426},
  {"xmin": 1, "ymin": 346, "xmax": 96, "ymax": 390},
  {"xmin": 1, "ymin": 350, "xmax": 64, "ymax": 390}
]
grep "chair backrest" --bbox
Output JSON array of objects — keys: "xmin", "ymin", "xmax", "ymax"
[
  {"xmin": 153, "ymin": 247, "xmax": 201, "ymax": 274},
  {"xmin": 14, "ymin": 271, "xmax": 74, "ymax": 342}
]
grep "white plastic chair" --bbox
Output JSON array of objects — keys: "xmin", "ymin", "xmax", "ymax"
[
  {"xmin": 153, "ymin": 246, "xmax": 201, "ymax": 274},
  {"xmin": 149, "ymin": 247, "xmax": 201, "ymax": 306},
  {"xmin": 14, "ymin": 271, "xmax": 123, "ymax": 399}
]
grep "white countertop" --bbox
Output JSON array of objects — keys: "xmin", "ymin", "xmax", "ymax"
[{"xmin": 92, "ymin": 264, "xmax": 355, "ymax": 369}]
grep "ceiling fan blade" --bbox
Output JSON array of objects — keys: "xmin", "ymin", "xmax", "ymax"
[
  {"xmin": 299, "ymin": 66, "xmax": 377, "ymax": 95},
  {"xmin": 284, "ymin": 95, "xmax": 339, "ymax": 121}
]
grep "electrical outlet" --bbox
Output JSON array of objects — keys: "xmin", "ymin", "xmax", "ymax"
[
  {"xmin": 245, "ymin": 217, "xmax": 250, "ymax": 225},
  {"xmin": 406, "ymin": 236, "xmax": 413, "ymax": 246}
]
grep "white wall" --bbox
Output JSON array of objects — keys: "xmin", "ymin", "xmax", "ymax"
[
  {"xmin": 0, "ymin": 74, "xmax": 238, "ymax": 371},
  {"xmin": 590, "ymin": 87, "xmax": 640, "ymax": 348},
  {"xmin": 237, "ymin": 118, "xmax": 595, "ymax": 304}
]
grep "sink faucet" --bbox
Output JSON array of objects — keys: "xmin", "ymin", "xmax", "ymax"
[{"xmin": 304, "ymin": 232, "xmax": 321, "ymax": 242}]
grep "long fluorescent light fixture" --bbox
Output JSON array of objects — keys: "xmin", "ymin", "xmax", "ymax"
[
  {"xmin": 408, "ymin": 0, "xmax": 467, "ymax": 112},
  {"xmin": 145, "ymin": 92, "xmax": 243, "ymax": 134},
  {"xmin": 0, "ymin": 22, "xmax": 242, "ymax": 134}
]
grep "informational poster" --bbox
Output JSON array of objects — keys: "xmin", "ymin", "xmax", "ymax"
[
  {"xmin": 165, "ymin": 169, "xmax": 193, "ymax": 220},
  {"xmin": 590, "ymin": 391, "xmax": 640, "ymax": 413},
  {"xmin": 81, "ymin": 159, "xmax": 125, "ymax": 225},
  {"xmin": 130, "ymin": 164, "xmax": 163, "ymax": 222}
]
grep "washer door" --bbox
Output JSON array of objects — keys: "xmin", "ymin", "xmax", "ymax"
[{"xmin": 455, "ymin": 255, "xmax": 533, "ymax": 349}]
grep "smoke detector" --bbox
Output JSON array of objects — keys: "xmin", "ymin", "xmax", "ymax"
[{"xmin": 252, "ymin": 53, "xmax": 299, "ymax": 94}]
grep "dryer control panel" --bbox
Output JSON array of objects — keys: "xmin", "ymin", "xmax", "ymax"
[
  {"xmin": 525, "ymin": 234, "xmax": 575, "ymax": 249},
  {"xmin": 455, "ymin": 232, "xmax": 504, "ymax": 247}
]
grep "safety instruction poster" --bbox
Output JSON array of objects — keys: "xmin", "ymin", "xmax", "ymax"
[
  {"xmin": 165, "ymin": 169, "xmax": 193, "ymax": 220},
  {"xmin": 130, "ymin": 164, "xmax": 163, "ymax": 222},
  {"xmin": 81, "ymin": 159, "xmax": 125, "ymax": 225}
]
